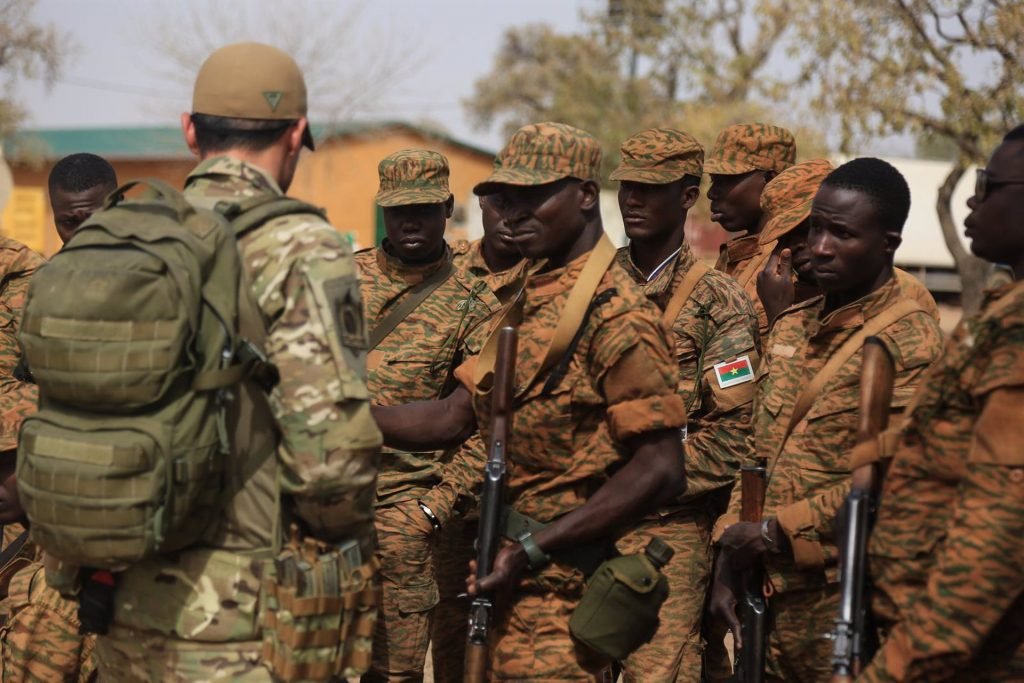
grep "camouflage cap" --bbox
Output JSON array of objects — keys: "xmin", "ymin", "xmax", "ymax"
[
  {"xmin": 704, "ymin": 123, "xmax": 796, "ymax": 176},
  {"xmin": 609, "ymin": 128, "xmax": 704, "ymax": 183},
  {"xmin": 473, "ymin": 122, "xmax": 602, "ymax": 196},
  {"xmin": 759, "ymin": 159, "xmax": 835, "ymax": 245},
  {"xmin": 375, "ymin": 149, "xmax": 452, "ymax": 207},
  {"xmin": 192, "ymin": 42, "xmax": 315, "ymax": 150}
]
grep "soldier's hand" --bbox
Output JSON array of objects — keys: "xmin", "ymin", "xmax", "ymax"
[
  {"xmin": 466, "ymin": 544, "xmax": 528, "ymax": 597},
  {"xmin": 757, "ymin": 247, "xmax": 795, "ymax": 326},
  {"xmin": 709, "ymin": 559, "xmax": 743, "ymax": 650},
  {"xmin": 717, "ymin": 521, "xmax": 768, "ymax": 571}
]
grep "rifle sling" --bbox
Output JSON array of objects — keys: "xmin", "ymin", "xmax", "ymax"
[
  {"xmin": 0, "ymin": 528, "xmax": 32, "ymax": 575},
  {"xmin": 501, "ymin": 507, "xmax": 610, "ymax": 577},
  {"xmin": 661, "ymin": 259, "xmax": 711, "ymax": 326},
  {"xmin": 368, "ymin": 259, "xmax": 456, "ymax": 352},
  {"xmin": 767, "ymin": 298, "xmax": 925, "ymax": 484}
]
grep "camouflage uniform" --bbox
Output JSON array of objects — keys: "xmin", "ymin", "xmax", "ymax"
[
  {"xmin": 94, "ymin": 153, "xmax": 381, "ymax": 681},
  {"xmin": 714, "ymin": 274, "xmax": 942, "ymax": 682},
  {"xmin": 860, "ymin": 280, "xmax": 1024, "ymax": 682},
  {"xmin": 706, "ymin": 123, "xmax": 796, "ymax": 340},
  {"xmin": 357, "ymin": 150, "xmax": 502, "ymax": 682},
  {"xmin": 457, "ymin": 122, "xmax": 689, "ymax": 682},
  {"xmin": 429, "ymin": 241, "xmax": 526, "ymax": 683},
  {"xmin": 609, "ymin": 128, "xmax": 759, "ymax": 683},
  {"xmin": 758, "ymin": 161, "xmax": 941, "ymax": 325},
  {"xmin": 0, "ymin": 238, "xmax": 96, "ymax": 683}
]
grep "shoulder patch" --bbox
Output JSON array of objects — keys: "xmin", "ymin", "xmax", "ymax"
[{"xmin": 714, "ymin": 355, "xmax": 755, "ymax": 388}]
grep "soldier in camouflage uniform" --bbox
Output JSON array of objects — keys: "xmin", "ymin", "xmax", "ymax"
[
  {"xmin": 709, "ymin": 158, "xmax": 943, "ymax": 682},
  {"xmin": 0, "ymin": 236, "xmax": 96, "ymax": 682},
  {"xmin": 706, "ymin": 123, "xmax": 796, "ymax": 341},
  {"xmin": 356, "ymin": 149, "xmax": 503, "ymax": 682},
  {"xmin": 608, "ymin": 128, "xmax": 759, "ymax": 683},
  {"xmin": 371, "ymin": 122, "xmax": 690, "ymax": 682},
  {"xmin": 93, "ymin": 42, "xmax": 381, "ymax": 681},
  {"xmin": 429, "ymin": 194, "xmax": 525, "ymax": 683},
  {"xmin": 756, "ymin": 160, "xmax": 940, "ymax": 331},
  {"xmin": 859, "ymin": 126, "xmax": 1024, "ymax": 682}
]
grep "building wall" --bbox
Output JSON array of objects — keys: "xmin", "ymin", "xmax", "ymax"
[{"xmin": 6, "ymin": 128, "xmax": 495, "ymax": 256}]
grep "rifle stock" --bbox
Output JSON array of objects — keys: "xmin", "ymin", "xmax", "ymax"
[
  {"xmin": 734, "ymin": 461, "xmax": 767, "ymax": 683},
  {"xmin": 831, "ymin": 337, "xmax": 895, "ymax": 682},
  {"xmin": 464, "ymin": 325, "xmax": 517, "ymax": 683}
]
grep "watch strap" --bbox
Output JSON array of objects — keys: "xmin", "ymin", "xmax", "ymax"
[{"xmin": 517, "ymin": 531, "xmax": 551, "ymax": 571}]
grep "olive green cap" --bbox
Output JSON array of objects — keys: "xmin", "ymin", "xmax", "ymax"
[
  {"xmin": 759, "ymin": 159, "xmax": 834, "ymax": 245},
  {"xmin": 473, "ymin": 122, "xmax": 602, "ymax": 196},
  {"xmin": 704, "ymin": 123, "xmax": 796, "ymax": 175},
  {"xmin": 192, "ymin": 42, "xmax": 315, "ymax": 150},
  {"xmin": 610, "ymin": 128, "xmax": 704, "ymax": 184},
  {"xmin": 375, "ymin": 149, "xmax": 451, "ymax": 207}
]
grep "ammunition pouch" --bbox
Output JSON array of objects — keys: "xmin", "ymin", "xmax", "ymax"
[
  {"xmin": 501, "ymin": 507, "xmax": 611, "ymax": 576},
  {"xmin": 568, "ymin": 552, "xmax": 670, "ymax": 660},
  {"xmin": 259, "ymin": 527, "xmax": 380, "ymax": 682}
]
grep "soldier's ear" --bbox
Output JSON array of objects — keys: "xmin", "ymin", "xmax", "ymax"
[
  {"xmin": 181, "ymin": 113, "xmax": 200, "ymax": 156},
  {"xmin": 681, "ymin": 182, "xmax": 700, "ymax": 211},
  {"xmin": 578, "ymin": 180, "xmax": 600, "ymax": 212},
  {"xmin": 883, "ymin": 230, "xmax": 902, "ymax": 256}
]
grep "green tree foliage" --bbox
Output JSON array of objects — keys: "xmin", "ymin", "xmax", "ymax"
[{"xmin": 0, "ymin": 0, "xmax": 62, "ymax": 138}]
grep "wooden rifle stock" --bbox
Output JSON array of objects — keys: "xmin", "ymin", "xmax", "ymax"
[
  {"xmin": 464, "ymin": 326, "xmax": 517, "ymax": 683},
  {"xmin": 831, "ymin": 337, "xmax": 895, "ymax": 682},
  {"xmin": 735, "ymin": 461, "xmax": 767, "ymax": 683}
]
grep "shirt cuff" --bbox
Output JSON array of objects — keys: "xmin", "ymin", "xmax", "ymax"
[
  {"xmin": 606, "ymin": 393, "xmax": 687, "ymax": 442},
  {"xmin": 775, "ymin": 499, "xmax": 826, "ymax": 569}
]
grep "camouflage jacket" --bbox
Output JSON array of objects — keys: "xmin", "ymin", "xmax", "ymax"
[
  {"xmin": 0, "ymin": 526, "xmax": 95, "ymax": 683},
  {"xmin": 861, "ymin": 280, "xmax": 1024, "ymax": 683},
  {"xmin": 0, "ymin": 237, "xmax": 44, "ymax": 450},
  {"xmin": 455, "ymin": 248, "xmax": 687, "ymax": 543},
  {"xmin": 715, "ymin": 233, "xmax": 774, "ymax": 341},
  {"xmin": 356, "ymin": 239, "xmax": 501, "ymax": 507},
  {"xmin": 616, "ymin": 244, "xmax": 758, "ymax": 510},
  {"xmin": 716, "ymin": 274, "xmax": 942, "ymax": 594}
]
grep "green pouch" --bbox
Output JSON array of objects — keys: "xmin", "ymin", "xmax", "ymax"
[{"xmin": 568, "ymin": 538, "xmax": 673, "ymax": 660}]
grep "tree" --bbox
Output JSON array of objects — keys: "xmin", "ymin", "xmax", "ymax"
[
  {"xmin": 790, "ymin": 0, "xmax": 1024, "ymax": 313},
  {"xmin": 0, "ymin": 0, "xmax": 63, "ymax": 138},
  {"xmin": 139, "ymin": 0, "xmax": 426, "ymax": 125}
]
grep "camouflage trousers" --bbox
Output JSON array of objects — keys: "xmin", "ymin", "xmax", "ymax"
[
  {"xmin": 430, "ymin": 514, "xmax": 477, "ymax": 683},
  {"xmin": 95, "ymin": 627, "xmax": 269, "ymax": 682},
  {"xmin": 0, "ymin": 560, "xmax": 96, "ymax": 683},
  {"xmin": 489, "ymin": 586, "xmax": 612, "ymax": 682},
  {"xmin": 764, "ymin": 584, "xmax": 839, "ymax": 683},
  {"xmin": 617, "ymin": 509, "xmax": 717, "ymax": 683},
  {"xmin": 363, "ymin": 499, "xmax": 438, "ymax": 683}
]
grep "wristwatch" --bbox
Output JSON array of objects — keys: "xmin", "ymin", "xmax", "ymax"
[
  {"xmin": 417, "ymin": 501, "xmax": 442, "ymax": 532},
  {"xmin": 761, "ymin": 518, "xmax": 781, "ymax": 554},
  {"xmin": 517, "ymin": 531, "xmax": 551, "ymax": 571}
]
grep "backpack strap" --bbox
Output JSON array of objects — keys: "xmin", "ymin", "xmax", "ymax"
[
  {"xmin": 368, "ymin": 260, "xmax": 456, "ymax": 351},
  {"xmin": 225, "ymin": 196, "xmax": 327, "ymax": 239},
  {"xmin": 768, "ymin": 297, "xmax": 925, "ymax": 479},
  {"xmin": 662, "ymin": 260, "xmax": 711, "ymax": 326}
]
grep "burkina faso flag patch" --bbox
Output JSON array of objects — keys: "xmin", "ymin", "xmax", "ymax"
[{"xmin": 713, "ymin": 355, "xmax": 754, "ymax": 388}]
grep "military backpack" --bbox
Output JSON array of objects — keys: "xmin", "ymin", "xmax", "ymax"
[{"xmin": 16, "ymin": 178, "xmax": 319, "ymax": 568}]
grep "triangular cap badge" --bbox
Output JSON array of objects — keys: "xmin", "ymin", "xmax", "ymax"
[{"xmin": 263, "ymin": 91, "xmax": 283, "ymax": 112}]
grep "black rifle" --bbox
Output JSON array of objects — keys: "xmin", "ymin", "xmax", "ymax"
[
  {"xmin": 831, "ymin": 337, "xmax": 894, "ymax": 682},
  {"xmin": 464, "ymin": 325, "xmax": 517, "ymax": 683},
  {"xmin": 733, "ymin": 460, "xmax": 767, "ymax": 683}
]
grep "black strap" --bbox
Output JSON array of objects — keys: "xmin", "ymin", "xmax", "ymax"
[
  {"xmin": 0, "ymin": 528, "xmax": 31, "ymax": 571},
  {"xmin": 369, "ymin": 261, "xmax": 456, "ymax": 350}
]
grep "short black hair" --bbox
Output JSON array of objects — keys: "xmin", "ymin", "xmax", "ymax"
[
  {"xmin": 48, "ymin": 153, "xmax": 118, "ymax": 195},
  {"xmin": 821, "ymin": 157, "xmax": 911, "ymax": 233},
  {"xmin": 191, "ymin": 113, "xmax": 295, "ymax": 156},
  {"xmin": 680, "ymin": 174, "xmax": 701, "ymax": 189},
  {"xmin": 1004, "ymin": 124, "xmax": 1024, "ymax": 142}
]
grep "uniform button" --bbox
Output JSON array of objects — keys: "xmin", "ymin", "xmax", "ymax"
[{"xmin": 1010, "ymin": 469, "xmax": 1024, "ymax": 483}]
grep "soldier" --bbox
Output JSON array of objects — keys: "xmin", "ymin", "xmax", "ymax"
[
  {"xmin": 47, "ymin": 153, "xmax": 118, "ymax": 245},
  {"xmin": 371, "ymin": 121, "xmax": 689, "ymax": 681},
  {"xmin": 709, "ymin": 158, "xmax": 943, "ymax": 682},
  {"xmin": 429, "ymin": 193, "xmax": 525, "ymax": 683},
  {"xmin": 609, "ymin": 127, "xmax": 759, "ymax": 683},
  {"xmin": 859, "ymin": 126, "xmax": 1024, "ymax": 681},
  {"xmin": 356, "ymin": 149, "xmax": 503, "ymax": 683},
  {"xmin": 706, "ymin": 123, "xmax": 796, "ymax": 340},
  {"xmin": 756, "ymin": 160, "xmax": 940, "ymax": 330},
  {"xmin": 92, "ymin": 42, "xmax": 382, "ymax": 680}
]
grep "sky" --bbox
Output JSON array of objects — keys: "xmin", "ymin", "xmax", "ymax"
[{"xmin": 17, "ymin": 0, "xmax": 597, "ymax": 152}]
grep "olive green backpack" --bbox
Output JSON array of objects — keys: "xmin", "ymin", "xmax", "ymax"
[{"xmin": 17, "ymin": 178, "xmax": 319, "ymax": 568}]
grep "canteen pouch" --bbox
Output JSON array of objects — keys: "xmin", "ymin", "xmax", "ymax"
[
  {"xmin": 259, "ymin": 526, "xmax": 379, "ymax": 682},
  {"xmin": 569, "ymin": 539, "xmax": 673, "ymax": 660}
]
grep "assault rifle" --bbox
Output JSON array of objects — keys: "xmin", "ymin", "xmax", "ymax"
[
  {"xmin": 464, "ymin": 325, "xmax": 518, "ymax": 683},
  {"xmin": 734, "ymin": 460, "xmax": 768, "ymax": 683},
  {"xmin": 831, "ymin": 337, "xmax": 894, "ymax": 682}
]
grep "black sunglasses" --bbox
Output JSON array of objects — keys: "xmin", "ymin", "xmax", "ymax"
[{"xmin": 975, "ymin": 168, "xmax": 1024, "ymax": 202}]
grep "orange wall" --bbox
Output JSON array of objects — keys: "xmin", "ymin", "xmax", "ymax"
[{"xmin": 9, "ymin": 129, "xmax": 494, "ymax": 256}]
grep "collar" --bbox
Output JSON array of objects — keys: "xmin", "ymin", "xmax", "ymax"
[
  {"xmin": 376, "ymin": 240, "xmax": 452, "ymax": 284},
  {"xmin": 723, "ymin": 233, "xmax": 762, "ymax": 263},
  {"xmin": 807, "ymin": 274, "xmax": 903, "ymax": 339},
  {"xmin": 185, "ymin": 155, "xmax": 284, "ymax": 195},
  {"xmin": 617, "ymin": 242, "xmax": 698, "ymax": 300}
]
